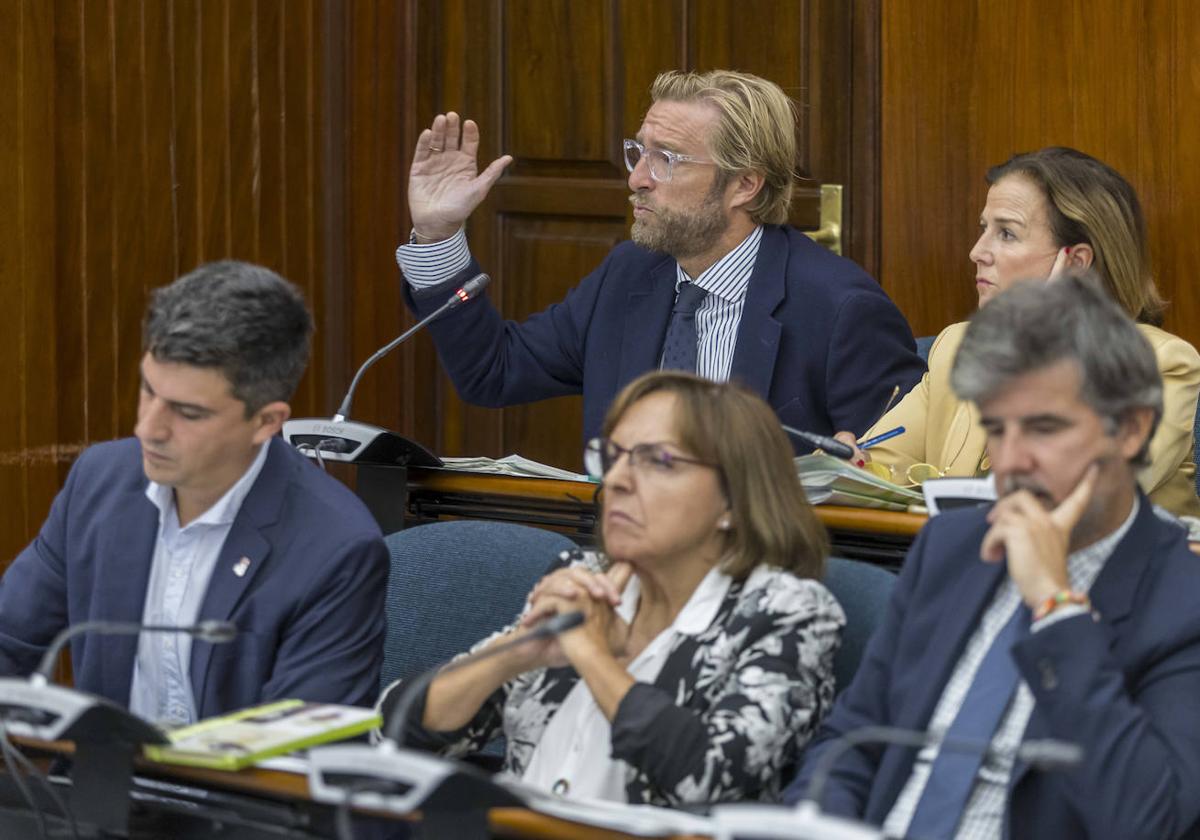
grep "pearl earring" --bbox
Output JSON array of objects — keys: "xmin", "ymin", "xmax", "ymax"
[{"xmin": 718, "ymin": 517, "xmax": 732, "ymax": 531}]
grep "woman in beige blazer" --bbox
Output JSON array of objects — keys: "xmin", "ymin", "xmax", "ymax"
[{"xmin": 838, "ymin": 147, "xmax": 1200, "ymax": 517}]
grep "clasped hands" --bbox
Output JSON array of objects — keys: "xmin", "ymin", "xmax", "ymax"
[
  {"xmin": 510, "ymin": 562, "xmax": 635, "ymax": 671},
  {"xmin": 981, "ymin": 464, "xmax": 1099, "ymax": 609}
]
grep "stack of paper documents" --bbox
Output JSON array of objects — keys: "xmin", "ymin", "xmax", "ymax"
[
  {"xmin": 440, "ymin": 454, "xmax": 592, "ymax": 482},
  {"xmin": 795, "ymin": 453, "xmax": 924, "ymax": 511}
]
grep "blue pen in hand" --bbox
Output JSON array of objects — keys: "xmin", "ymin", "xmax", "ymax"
[{"xmin": 859, "ymin": 426, "xmax": 905, "ymax": 450}]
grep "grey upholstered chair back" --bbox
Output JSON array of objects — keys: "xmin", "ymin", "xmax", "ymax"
[
  {"xmin": 381, "ymin": 520, "xmax": 577, "ymax": 690},
  {"xmin": 822, "ymin": 557, "xmax": 897, "ymax": 694}
]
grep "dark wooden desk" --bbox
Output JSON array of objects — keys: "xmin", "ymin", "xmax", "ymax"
[
  {"xmin": 398, "ymin": 467, "xmax": 925, "ymax": 565},
  {"xmin": 10, "ymin": 735, "xmax": 705, "ymax": 839}
]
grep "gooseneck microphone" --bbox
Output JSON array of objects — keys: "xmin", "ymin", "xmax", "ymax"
[
  {"xmin": 710, "ymin": 725, "xmax": 1084, "ymax": 840},
  {"xmin": 803, "ymin": 724, "xmax": 1084, "ymax": 809},
  {"xmin": 382, "ymin": 610, "xmax": 584, "ymax": 746},
  {"xmin": 782, "ymin": 423, "xmax": 856, "ymax": 460},
  {"xmin": 333, "ymin": 272, "xmax": 492, "ymax": 423},
  {"xmin": 283, "ymin": 273, "xmax": 492, "ymax": 467},
  {"xmin": 33, "ymin": 619, "xmax": 237, "ymax": 684},
  {"xmin": 305, "ymin": 610, "xmax": 584, "ymax": 829}
]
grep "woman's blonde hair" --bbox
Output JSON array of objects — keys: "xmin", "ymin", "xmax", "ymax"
[
  {"xmin": 986, "ymin": 147, "xmax": 1165, "ymax": 325},
  {"xmin": 600, "ymin": 371, "xmax": 827, "ymax": 581},
  {"xmin": 650, "ymin": 70, "xmax": 797, "ymax": 226}
]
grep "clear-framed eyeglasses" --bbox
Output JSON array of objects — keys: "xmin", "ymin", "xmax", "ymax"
[
  {"xmin": 584, "ymin": 436, "xmax": 718, "ymax": 481},
  {"xmin": 622, "ymin": 139, "xmax": 714, "ymax": 183}
]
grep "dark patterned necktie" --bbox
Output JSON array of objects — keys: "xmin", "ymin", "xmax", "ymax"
[{"xmin": 660, "ymin": 281, "xmax": 708, "ymax": 373}]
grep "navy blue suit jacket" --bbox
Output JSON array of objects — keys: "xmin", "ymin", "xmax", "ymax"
[
  {"xmin": 786, "ymin": 499, "xmax": 1200, "ymax": 840},
  {"xmin": 404, "ymin": 225, "xmax": 925, "ymax": 445},
  {"xmin": 0, "ymin": 437, "xmax": 389, "ymax": 717}
]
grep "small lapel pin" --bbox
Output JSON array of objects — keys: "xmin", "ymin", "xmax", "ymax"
[{"xmin": 233, "ymin": 557, "xmax": 251, "ymax": 578}]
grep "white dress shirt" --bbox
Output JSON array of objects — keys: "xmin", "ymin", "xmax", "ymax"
[
  {"xmin": 395, "ymin": 225, "xmax": 763, "ymax": 383},
  {"xmin": 516, "ymin": 564, "xmax": 741, "ymax": 801},
  {"xmin": 882, "ymin": 498, "xmax": 1140, "ymax": 840},
  {"xmin": 128, "ymin": 442, "xmax": 269, "ymax": 726}
]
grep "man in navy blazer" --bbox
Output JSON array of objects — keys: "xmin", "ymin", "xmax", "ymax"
[
  {"xmin": 786, "ymin": 276, "xmax": 1200, "ymax": 839},
  {"xmin": 0, "ymin": 262, "xmax": 388, "ymax": 722},
  {"xmin": 396, "ymin": 70, "xmax": 924, "ymax": 445}
]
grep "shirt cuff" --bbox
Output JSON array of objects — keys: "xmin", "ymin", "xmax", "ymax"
[
  {"xmin": 1031, "ymin": 604, "xmax": 1089, "ymax": 632},
  {"xmin": 395, "ymin": 227, "xmax": 471, "ymax": 288}
]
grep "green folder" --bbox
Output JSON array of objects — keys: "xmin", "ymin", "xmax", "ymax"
[{"xmin": 143, "ymin": 699, "xmax": 381, "ymax": 771}]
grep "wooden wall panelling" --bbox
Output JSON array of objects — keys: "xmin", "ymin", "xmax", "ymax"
[
  {"xmin": 0, "ymin": 1, "xmax": 60, "ymax": 565},
  {"xmin": 0, "ymin": 0, "xmax": 342, "ymax": 573},
  {"xmin": 881, "ymin": 0, "xmax": 1200, "ymax": 347},
  {"xmin": 334, "ymin": 0, "xmax": 421, "ymax": 435},
  {"xmin": 1141, "ymin": 1, "xmax": 1200, "ymax": 342}
]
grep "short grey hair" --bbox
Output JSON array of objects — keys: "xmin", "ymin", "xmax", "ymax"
[
  {"xmin": 951, "ymin": 272, "xmax": 1162, "ymax": 466},
  {"xmin": 143, "ymin": 261, "xmax": 314, "ymax": 416}
]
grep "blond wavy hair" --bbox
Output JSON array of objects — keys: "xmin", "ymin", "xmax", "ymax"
[{"xmin": 650, "ymin": 70, "xmax": 797, "ymax": 225}]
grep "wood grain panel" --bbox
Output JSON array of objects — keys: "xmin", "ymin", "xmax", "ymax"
[
  {"xmin": 495, "ymin": 217, "xmax": 630, "ymax": 468},
  {"xmin": 0, "ymin": 0, "xmax": 351, "ymax": 572},
  {"xmin": 503, "ymin": 0, "xmax": 613, "ymax": 167},
  {"xmin": 0, "ymin": 1, "xmax": 62, "ymax": 565},
  {"xmin": 882, "ymin": 0, "xmax": 1200, "ymax": 348}
]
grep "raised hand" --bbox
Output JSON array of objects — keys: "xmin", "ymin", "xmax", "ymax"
[
  {"xmin": 981, "ymin": 463, "xmax": 1099, "ymax": 607},
  {"xmin": 409, "ymin": 112, "xmax": 514, "ymax": 243}
]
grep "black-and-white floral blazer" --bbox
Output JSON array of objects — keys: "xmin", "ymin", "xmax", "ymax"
[{"xmin": 384, "ymin": 554, "xmax": 844, "ymax": 806}]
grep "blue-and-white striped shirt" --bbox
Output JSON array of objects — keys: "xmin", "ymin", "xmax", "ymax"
[{"xmin": 395, "ymin": 226, "xmax": 763, "ymax": 383}]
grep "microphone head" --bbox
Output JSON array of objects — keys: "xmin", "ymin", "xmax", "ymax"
[
  {"xmin": 538, "ymin": 611, "xmax": 585, "ymax": 636},
  {"xmin": 1017, "ymin": 739, "xmax": 1084, "ymax": 770},
  {"xmin": 195, "ymin": 620, "xmax": 238, "ymax": 644},
  {"xmin": 460, "ymin": 272, "xmax": 491, "ymax": 298}
]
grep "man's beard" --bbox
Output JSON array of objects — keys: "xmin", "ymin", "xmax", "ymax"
[{"xmin": 629, "ymin": 180, "xmax": 730, "ymax": 261}]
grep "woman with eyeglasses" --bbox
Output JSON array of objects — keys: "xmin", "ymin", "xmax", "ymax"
[
  {"xmin": 379, "ymin": 371, "xmax": 843, "ymax": 805},
  {"xmin": 834, "ymin": 147, "xmax": 1200, "ymax": 516}
]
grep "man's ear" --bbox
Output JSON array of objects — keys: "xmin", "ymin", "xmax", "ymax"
[
  {"xmin": 726, "ymin": 170, "xmax": 765, "ymax": 213},
  {"xmin": 251, "ymin": 401, "xmax": 292, "ymax": 444},
  {"xmin": 1115, "ymin": 406, "xmax": 1155, "ymax": 461}
]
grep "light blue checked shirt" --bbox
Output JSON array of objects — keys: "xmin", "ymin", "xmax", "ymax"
[
  {"xmin": 396, "ymin": 225, "xmax": 763, "ymax": 383},
  {"xmin": 128, "ymin": 442, "xmax": 269, "ymax": 726}
]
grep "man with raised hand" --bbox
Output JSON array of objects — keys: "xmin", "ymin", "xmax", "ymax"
[
  {"xmin": 786, "ymin": 274, "xmax": 1200, "ymax": 840},
  {"xmin": 395, "ymin": 69, "xmax": 924, "ymax": 447}
]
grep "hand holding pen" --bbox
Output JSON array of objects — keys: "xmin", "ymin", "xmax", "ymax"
[{"xmin": 831, "ymin": 385, "xmax": 905, "ymax": 466}]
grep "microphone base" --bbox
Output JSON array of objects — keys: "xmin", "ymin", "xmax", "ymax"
[
  {"xmin": 307, "ymin": 743, "xmax": 523, "ymax": 839},
  {"xmin": 0, "ymin": 679, "xmax": 168, "ymax": 836},
  {"xmin": 283, "ymin": 419, "xmax": 442, "ymax": 467},
  {"xmin": 0, "ymin": 678, "xmax": 166, "ymax": 745}
]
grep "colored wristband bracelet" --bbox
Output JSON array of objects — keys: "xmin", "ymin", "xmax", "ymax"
[{"xmin": 1033, "ymin": 589, "xmax": 1090, "ymax": 622}]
